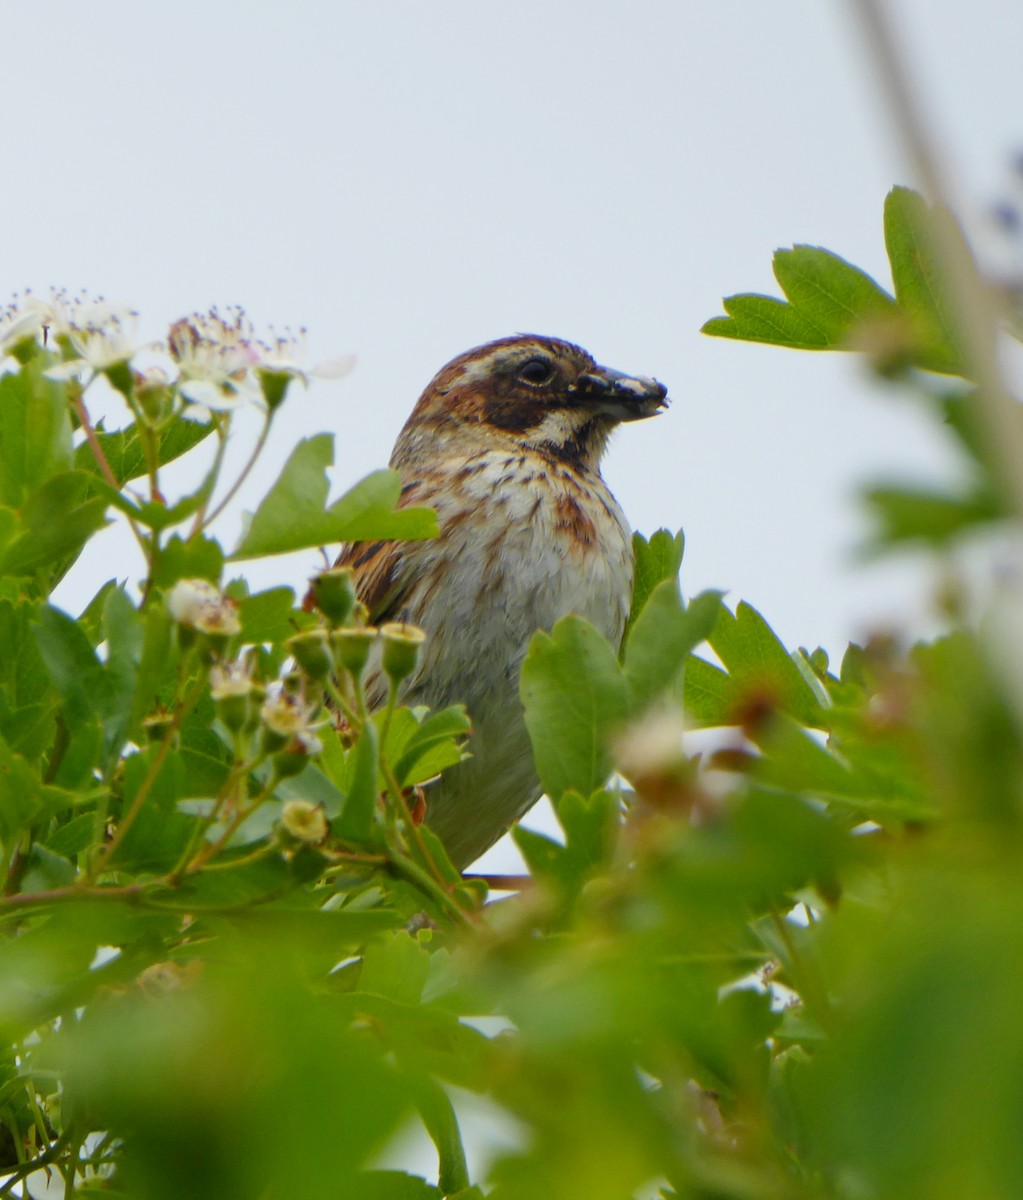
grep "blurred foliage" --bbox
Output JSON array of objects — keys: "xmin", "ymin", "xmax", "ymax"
[{"xmin": 1, "ymin": 179, "xmax": 1023, "ymax": 1200}]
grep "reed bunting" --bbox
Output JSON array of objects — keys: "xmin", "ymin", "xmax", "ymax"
[{"xmin": 336, "ymin": 334, "xmax": 667, "ymax": 868}]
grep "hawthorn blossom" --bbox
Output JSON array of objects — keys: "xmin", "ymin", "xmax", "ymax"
[
  {"xmin": 166, "ymin": 578, "xmax": 240, "ymax": 636},
  {"xmin": 167, "ymin": 307, "xmax": 355, "ymax": 418},
  {"xmin": 280, "ymin": 799, "xmax": 329, "ymax": 844},
  {"xmin": 167, "ymin": 307, "xmax": 263, "ymax": 414}
]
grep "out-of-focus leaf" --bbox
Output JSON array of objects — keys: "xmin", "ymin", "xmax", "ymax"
[
  {"xmin": 0, "ymin": 363, "xmax": 72, "ymax": 507},
  {"xmin": 862, "ymin": 482, "xmax": 1002, "ymax": 547},
  {"xmin": 520, "ymin": 616, "xmax": 631, "ymax": 801},
  {"xmin": 0, "ymin": 736, "xmax": 46, "ymax": 839},
  {"xmin": 0, "ymin": 472, "xmax": 109, "ymax": 579},
  {"xmin": 232, "ymin": 436, "xmax": 437, "ymax": 559},
  {"xmin": 335, "ymin": 719, "xmax": 379, "ymax": 841},
  {"xmin": 149, "ymin": 533, "xmax": 225, "ymax": 589},
  {"xmin": 102, "ymin": 587, "xmax": 142, "ymax": 761},
  {"xmin": 237, "ymin": 586, "xmax": 299, "ymax": 642},
  {"xmin": 359, "ymin": 930, "xmax": 431, "ymax": 1005},
  {"xmin": 33, "ymin": 604, "xmax": 110, "ymax": 735},
  {"xmin": 106, "ymin": 747, "xmax": 198, "ymax": 872}
]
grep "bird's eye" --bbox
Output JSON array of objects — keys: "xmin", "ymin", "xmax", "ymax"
[{"xmin": 518, "ymin": 358, "xmax": 555, "ymax": 386}]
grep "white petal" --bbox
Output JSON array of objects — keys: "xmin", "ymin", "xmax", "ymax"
[
  {"xmin": 179, "ymin": 378, "xmax": 241, "ymax": 411},
  {"xmin": 311, "ymin": 353, "xmax": 357, "ymax": 380},
  {"xmin": 44, "ymin": 359, "xmax": 92, "ymax": 381}
]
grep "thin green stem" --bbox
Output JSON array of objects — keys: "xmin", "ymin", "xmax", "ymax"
[
  {"xmin": 91, "ymin": 676, "xmax": 207, "ymax": 878},
  {"xmin": 415, "ymin": 1078, "xmax": 471, "ymax": 1195},
  {"xmin": 197, "ymin": 413, "xmax": 272, "ymax": 532},
  {"xmin": 769, "ymin": 908, "xmax": 832, "ymax": 1032},
  {"xmin": 71, "ymin": 390, "xmax": 149, "ymax": 556},
  {"xmin": 387, "ymin": 847, "xmax": 474, "ymax": 929}
]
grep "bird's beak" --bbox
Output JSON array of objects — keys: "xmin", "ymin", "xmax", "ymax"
[{"xmin": 570, "ymin": 366, "xmax": 669, "ymax": 421}]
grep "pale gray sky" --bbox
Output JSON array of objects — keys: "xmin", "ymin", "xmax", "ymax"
[{"xmin": 4, "ymin": 0, "xmax": 1021, "ymax": 872}]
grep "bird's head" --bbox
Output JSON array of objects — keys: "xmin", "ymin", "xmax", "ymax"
[{"xmin": 395, "ymin": 334, "xmax": 668, "ymax": 472}]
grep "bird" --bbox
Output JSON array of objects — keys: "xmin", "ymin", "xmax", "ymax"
[{"xmin": 334, "ymin": 334, "xmax": 668, "ymax": 869}]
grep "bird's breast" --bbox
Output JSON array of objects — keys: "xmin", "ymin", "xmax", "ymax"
[{"xmin": 401, "ymin": 450, "xmax": 633, "ymax": 716}]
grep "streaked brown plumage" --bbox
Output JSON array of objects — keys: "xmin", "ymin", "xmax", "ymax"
[{"xmin": 335, "ymin": 334, "xmax": 668, "ymax": 868}]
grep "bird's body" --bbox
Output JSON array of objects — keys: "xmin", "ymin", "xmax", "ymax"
[{"xmin": 338, "ymin": 335, "xmax": 667, "ymax": 868}]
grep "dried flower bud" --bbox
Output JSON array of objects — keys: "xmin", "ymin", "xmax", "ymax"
[
  {"xmin": 273, "ymin": 730, "xmax": 325, "ymax": 779},
  {"xmin": 287, "ymin": 630, "xmax": 334, "ymax": 680},
  {"xmin": 210, "ymin": 661, "xmax": 263, "ymax": 733},
  {"xmin": 260, "ymin": 691, "xmax": 320, "ymax": 755},
  {"xmin": 280, "ymin": 799, "xmax": 329, "ymax": 844},
  {"xmin": 309, "ymin": 567, "xmax": 358, "ymax": 626},
  {"xmin": 380, "ymin": 622, "xmax": 426, "ymax": 686},
  {"xmin": 331, "ymin": 627, "xmax": 378, "ymax": 680},
  {"xmin": 136, "ymin": 366, "xmax": 173, "ymax": 424}
]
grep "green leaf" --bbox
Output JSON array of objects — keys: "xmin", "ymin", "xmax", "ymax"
[
  {"xmin": 702, "ymin": 244, "xmax": 896, "ymax": 351},
  {"xmin": 101, "ymin": 587, "xmax": 143, "ymax": 761},
  {"xmin": 625, "ymin": 528, "xmax": 685, "ymax": 644},
  {"xmin": 0, "ymin": 597, "xmax": 55, "ymax": 760},
  {"xmin": 862, "ymin": 483, "xmax": 1002, "ymax": 547},
  {"xmin": 33, "ymin": 604, "xmax": 110, "ymax": 735},
  {"xmin": 520, "ymin": 616, "xmax": 631, "ymax": 800},
  {"xmin": 0, "ymin": 734, "xmax": 77, "ymax": 840},
  {"xmin": 0, "ymin": 472, "xmax": 109, "ymax": 579},
  {"xmin": 883, "ymin": 185, "xmax": 967, "ymax": 375},
  {"xmin": 237, "ymin": 586, "xmax": 299, "ymax": 642},
  {"xmin": 359, "ymin": 930, "xmax": 431, "ymax": 1004},
  {"xmin": 623, "ymin": 583, "xmax": 722, "ymax": 711},
  {"xmin": 231, "ymin": 436, "xmax": 437, "ymax": 559},
  {"xmin": 106, "ymin": 747, "xmax": 198, "ymax": 871},
  {"xmin": 149, "ymin": 533, "xmax": 225, "ymax": 590},
  {"xmin": 393, "ymin": 706, "xmax": 471, "ymax": 788},
  {"xmin": 513, "ymin": 826, "xmax": 569, "ymax": 884},
  {"xmin": 335, "ymin": 720, "xmax": 379, "ymax": 841},
  {"xmin": 683, "ymin": 654, "xmax": 735, "ymax": 726},
  {"xmin": 555, "ymin": 787, "xmax": 620, "ymax": 877},
  {"xmin": 702, "ymin": 293, "xmax": 833, "ymax": 349},
  {"xmin": 75, "ymin": 417, "xmax": 215, "ymax": 486},
  {"xmin": 129, "ymin": 605, "xmax": 176, "ymax": 736},
  {"xmin": 0, "ymin": 363, "xmax": 72, "ymax": 507},
  {"xmin": 709, "ymin": 602, "xmax": 824, "ymax": 728},
  {"xmin": 772, "ymin": 245, "xmax": 896, "ymax": 341}
]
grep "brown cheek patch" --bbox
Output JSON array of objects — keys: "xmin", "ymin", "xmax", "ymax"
[
  {"xmin": 481, "ymin": 391, "xmax": 544, "ymax": 434},
  {"xmin": 554, "ymin": 493, "xmax": 597, "ymax": 546}
]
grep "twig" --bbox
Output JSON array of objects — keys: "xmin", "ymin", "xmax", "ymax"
[{"xmin": 850, "ymin": 0, "xmax": 1023, "ymax": 520}]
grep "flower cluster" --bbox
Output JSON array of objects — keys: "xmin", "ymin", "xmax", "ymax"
[{"xmin": 1, "ymin": 289, "xmax": 355, "ymax": 421}]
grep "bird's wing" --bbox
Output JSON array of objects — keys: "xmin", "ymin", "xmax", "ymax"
[
  {"xmin": 336, "ymin": 536, "xmax": 412, "ymax": 624},
  {"xmin": 331, "ymin": 478, "xmax": 431, "ymax": 624}
]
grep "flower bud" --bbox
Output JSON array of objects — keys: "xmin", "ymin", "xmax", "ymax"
[
  {"xmin": 142, "ymin": 707, "xmax": 174, "ymax": 743},
  {"xmin": 273, "ymin": 730, "xmax": 324, "ymax": 779},
  {"xmin": 136, "ymin": 367, "xmax": 173, "ymax": 424},
  {"xmin": 280, "ymin": 799, "xmax": 329, "ymax": 844},
  {"xmin": 287, "ymin": 630, "xmax": 334, "ymax": 680},
  {"xmin": 210, "ymin": 662, "xmax": 263, "ymax": 733},
  {"xmin": 331, "ymin": 627, "xmax": 377, "ymax": 680},
  {"xmin": 261, "ymin": 692, "xmax": 319, "ymax": 755},
  {"xmin": 166, "ymin": 578, "xmax": 220, "ymax": 626},
  {"xmin": 309, "ymin": 567, "xmax": 358, "ymax": 626},
  {"xmin": 380, "ymin": 622, "xmax": 426, "ymax": 686}
]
